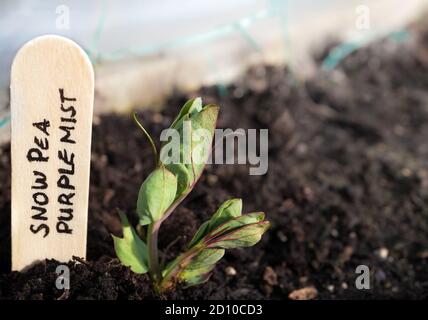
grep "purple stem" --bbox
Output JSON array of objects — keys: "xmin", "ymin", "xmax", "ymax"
[{"xmin": 146, "ymin": 192, "xmax": 189, "ymax": 285}]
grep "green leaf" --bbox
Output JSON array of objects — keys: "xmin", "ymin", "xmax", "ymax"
[
  {"xmin": 187, "ymin": 199, "xmax": 242, "ymax": 248},
  {"xmin": 207, "ymin": 220, "xmax": 270, "ymax": 249},
  {"xmin": 112, "ymin": 211, "xmax": 148, "ymax": 274},
  {"xmin": 208, "ymin": 212, "xmax": 265, "ymax": 237},
  {"xmin": 161, "ymin": 210, "xmax": 269, "ymax": 291},
  {"xmin": 186, "ymin": 104, "xmax": 219, "ymax": 180},
  {"xmin": 181, "ymin": 272, "xmax": 211, "ymax": 288},
  {"xmin": 170, "ymin": 97, "xmax": 202, "ymax": 129},
  {"xmin": 137, "ymin": 166, "xmax": 177, "ymax": 225},
  {"xmin": 208, "ymin": 199, "xmax": 242, "ymax": 230},
  {"xmin": 180, "ymin": 248, "xmax": 224, "ymax": 287},
  {"xmin": 187, "ymin": 220, "xmax": 210, "ymax": 249},
  {"xmin": 165, "ymin": 163, "xmax": 191, "ymax": 201},
  {"xmin": 198, "ymin": 212, "xmax": 269, "ymax": 249},
  {"xmin": 162, "ymin": 103, "xmax": 219, "ymax": 199}
]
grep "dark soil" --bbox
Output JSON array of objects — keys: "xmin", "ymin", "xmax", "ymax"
[{"xmin": 1, "ymin": 25, "xmax": 428, "ymax": 300}]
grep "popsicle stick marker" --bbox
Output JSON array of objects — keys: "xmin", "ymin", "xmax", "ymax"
[{"xmin": 11, "ymin": 35, "xmax": 94, "ymax": 271}]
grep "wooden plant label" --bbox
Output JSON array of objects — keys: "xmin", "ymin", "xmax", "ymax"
[{"xmin": 11, "ymin": 35, "xmax": 94, "ymax": 271}]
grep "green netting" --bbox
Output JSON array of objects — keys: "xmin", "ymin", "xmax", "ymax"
[
  {"xmin": 0, "ymin": 0, "xmax": 411, "ymax": 130},
  {"xmin": 1, "ymin": 0, "xmax": 288, "ymax": 128}
]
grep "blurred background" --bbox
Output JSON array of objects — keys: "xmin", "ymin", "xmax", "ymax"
[{"xmin": 0, "ymin": 0, "xmax": 427, "ymax": 141}]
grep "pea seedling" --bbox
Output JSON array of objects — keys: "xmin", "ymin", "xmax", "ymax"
[{"xmin": 113, "ymin": 98, "xmax": 269, "ymax": 292}]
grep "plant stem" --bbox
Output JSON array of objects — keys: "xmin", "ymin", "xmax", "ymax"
[
  {"xmin": 147, "ymin": 221, "xmax": 161, "ymax": 283},
  {"xmin": 146, "ymin": 134, "xmax": 212, "ymax": 286},
  {"xmin": 146, "ymin": 193, "xmax": 189, "ymax": 289}
]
